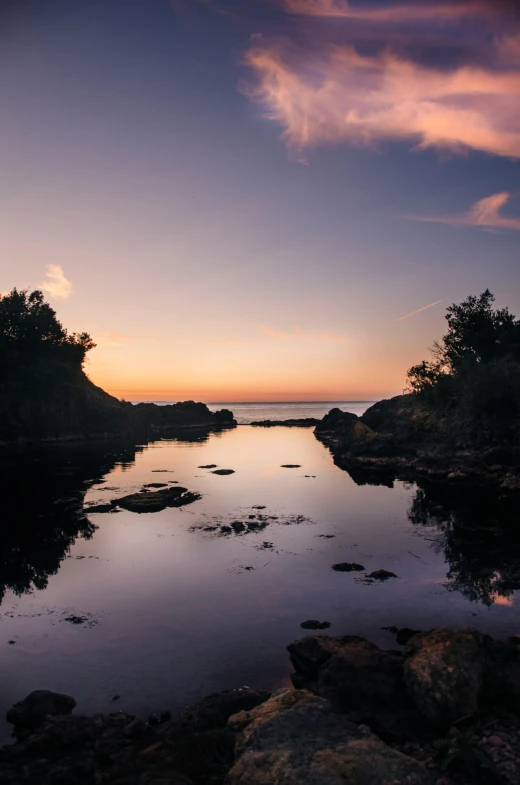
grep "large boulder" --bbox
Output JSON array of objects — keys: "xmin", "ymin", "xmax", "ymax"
[
  {"xmin": 226, "ymin": 689, "xmax": 429, "ymax": 785},
  {"xmin": 6, "ymin": 690, "xmax": 76, "ymax": 738},
  {"xmin": 289, "ymin": 636, "xmax": 422, "ymax": 741},
  {"xmin": 315, "ymin": 409, "xmax": 397, "ymax": 458},
  {"xmin": 403, "ymin": 628, "xmax": 485, "ymax": 727}
]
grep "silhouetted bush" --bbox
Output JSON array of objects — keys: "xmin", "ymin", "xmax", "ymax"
[{"xmin": 407, "ymin": 291, "xmax": 520, "ymax": 446}]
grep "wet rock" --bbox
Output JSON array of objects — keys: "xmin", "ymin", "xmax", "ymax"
[
  {"xmin": 198, "ymin": 464, "xmax": 217, "ymax": 469},
  {"xmin": 288, "ymin": 635, "xmax": 366, "ymax": 680},
  {"xmin": 404, "ymin": 628, "xmax": 485, "ymax": 728},
  {"xmin": 163, "ymin": 688, "xmax": 272, "ymax": 734},
  {"xmin": 226, "ymin": 689, "xmax": 428, "ymax": 785},
  {"xmin": 332, "ymin": 562, "xmax": 365, "ymax": 572},
  {"xmin": 64, "ymin": 615, "xmax": 89, "ymax": 625},
  {"xmin": 252, "ymin": 505, "xmax": 266, "ymax": 509},
  {"xmin": 7, "ymin": 690, "xmax": 76, "ymax": 737},
  {"xmin": 114, "ymin": 486, "xmax": 201, "ymax": 512},
  {"xmin": 280, "ymin": 464, "xmax": 301, "ymax": 468},
  {"xmin": 366, "ymin": 569, "xmax": 398, "ymax": 580},
  {"xmin": 84, "ymin": 503, "xmax": 114, "ymax": 513},
  {"xmin": 211, "ymin": 469, "xmax": 235, "ymax": 475},
  {"xmin": 300, "ymin": 620, "xmax": 331, "ymax": 630},
  {"xmin": 142, "ymin": 482, "xmax": 168, "ymax": 488}
]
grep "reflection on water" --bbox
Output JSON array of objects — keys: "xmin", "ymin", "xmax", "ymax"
[
  {"xmin": 408, "ymin": 483, "xmax": 520, "ymax": 606},
  {"xmin": 0, "ymin": 427, "xmax": 518, "ymax": 742}
]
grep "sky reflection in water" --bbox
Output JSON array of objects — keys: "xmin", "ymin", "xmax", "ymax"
[{"xmin": 0, "ymin": 426, "xmax": 519, "ymax": 742}]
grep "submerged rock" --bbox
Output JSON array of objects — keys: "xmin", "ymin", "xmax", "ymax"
[
  {"xmin": 366, "ymin": 569, "xmax": 398, "ymax": 580},
  {"xmin": 300, "ymin": 620, "xmax": 331, "ymax": 630},
  {"xmin": 199, "ymin": 464, "xmax": 217, "ymax": 469},
  {"xmin": 332, "ymin": 562, "xmax": 365, "ymax": 572},
  {"xmin": 211, "ymin": 469, "xmax": 235, "ymax": 476},
  {"xmin": 280, "ymin": 464, "xmax": 301, "ymax": 468},
  {"xmin": 114, "ymin": 486, "xmax": 201, "ymax": 513}
]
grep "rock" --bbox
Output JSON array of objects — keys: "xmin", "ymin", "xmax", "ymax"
[
  {"xmin": 366, "ymin": 569, "xmax": 398, "ymax": 580},
  {"xmin": 288, "ymin": 635, "xmax": 368, "ymax": 680},
  {"xmin": 396, "ymin": 628, "xmax": 422, "ymax": 646},
  {"xmin": 487, "ymin": 734, "xmax": 504, "ymax": 747},
  {"xmin": 280, "ymin": 464, "xmax": 302, "ymax": 468},
  {"xmin": 226, "ymin": 689, "xmax": 428, "ymax": 785},
  {"xmin": 162, "ymin": 688, "xmax": 272, "ymax": 735},
  {"xmin": 403, "ymin": 628, "xmax": 485, "ymax": 727},
  {"xmin": 142, "ymin": 482, "xmax": 168, "ymax": 488},
  {"xmin": 6, "ymin": 690, "xmax": 76, "ymax": 737},
  {"xmin": 84, "ymin": 503, "xmax": 114, "ymax": 513},
  {"xmin": 114, "ymin": 486, "xmax": 201, "ymax": 512},
  {"xmin": 300, "ymin": 620, "xmax": 331, "ymax": 630},
  {"xmin": 331, "ymin": 563, "xmax": 365, "ymax": 572},
  {"xmin": 199, "ymin": 464, "xmax": 217, "ymax": 469},
  {"xmin": 251, "ymin": 419, "xmax": 321, "ymax": 427},
  {"xmin": 211, "ymin": 469, "xmax": 235, "ymax": 475}
]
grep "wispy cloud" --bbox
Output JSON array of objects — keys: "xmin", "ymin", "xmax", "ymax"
[
  {"xmin": 283, "ymin": 0, "xmax": 493, "ymax": 23},
  {"xmin": 38, "ymin": 264, "xmax": 72, "ymax": 301},
  {"xmin": 259, "ymin": 324, "xmax": 348, "ymax": 343},
  {"xmin": 409, "ymin": 192, "xmax": 520, "ymax": 231},
  {"xmin": 241, "ymin": 1, "xmax": 520, "ymax": 161},
  {"xmin": 395, "ymin": 298, "xmax": 446, "ymax": 322}
]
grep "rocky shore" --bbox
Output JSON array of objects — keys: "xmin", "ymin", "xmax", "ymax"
[
  {"xmin": 315, "ymin": 400, "xmax": 520, "ymax": 494},
  {"xmin": 2, "ymin": 627, "xmax": 519, "ymax": 784},
  {"xmin": 250, "ymin": 418, "xmax": 321, "ymax": 427}
]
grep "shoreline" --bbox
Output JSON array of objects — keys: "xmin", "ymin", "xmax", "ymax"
[{"xmin": 2, "ymin": 626, "xmax": 519, "ymax": 784}]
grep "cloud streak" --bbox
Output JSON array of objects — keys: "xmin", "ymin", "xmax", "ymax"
[
  {"xmin": 409, "ymin": 192, "xmax": 520, "ymax": 231},
  {"xmin": 38, "ymin": 264, "xmax": 72, "ymax": 301},
  {"xmin": 241, "ymin": 1, "xmax": 520, "ymax": 161},
  {"xmin": 395, "ymin": 298, "xmax": 446, "ymax": 322}
]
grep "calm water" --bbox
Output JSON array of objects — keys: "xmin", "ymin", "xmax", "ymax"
[
  {"xmin": 147, "ymin": 401, "xmax": 374, "ymax": 424},
  {"xmin": 0, "ymin": 426, "xmax": 519, "ymax": 743}
]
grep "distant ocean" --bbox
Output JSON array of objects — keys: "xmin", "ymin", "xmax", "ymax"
[{"xmin": 140, "ymin": 401, "xmax": 375, "ymax": 425}]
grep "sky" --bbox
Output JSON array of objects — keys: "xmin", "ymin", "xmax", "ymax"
[{"xmin": 1, "ymin": 0, "xmax": 519, "ymax": 402}]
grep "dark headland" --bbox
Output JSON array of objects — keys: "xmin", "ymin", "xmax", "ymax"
[{"xmin": 0, "ymin": 289, "xmax": 235, "ymax": 446}]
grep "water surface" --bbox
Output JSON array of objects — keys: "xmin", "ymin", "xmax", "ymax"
[{"xmin": 0, "ymin": 426, "xmax": 519, "ymax": 742}]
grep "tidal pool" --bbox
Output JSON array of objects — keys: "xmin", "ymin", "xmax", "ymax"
[{"xmin": 0, "ymin": 426, "xmax": 519, "ymax": 742}]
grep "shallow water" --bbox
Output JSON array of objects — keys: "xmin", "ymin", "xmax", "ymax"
[{"xmin": 0, "ymin": 426, "xmax": 519, "ymax": 743}]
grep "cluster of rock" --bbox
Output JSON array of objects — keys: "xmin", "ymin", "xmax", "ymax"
[
  {"xmin": 315, "ymin": 400, "xmax": 520, "ymax": 493},
  {"xmin": 251, "ymin": 418, "xmax": 321, "ymax": 427},
  {"xmin": 2, "ymin": 627, "xmax": 520, "ymax": 784}
]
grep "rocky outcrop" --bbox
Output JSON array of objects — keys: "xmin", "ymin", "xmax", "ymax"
[
  {"xmin": 315, "ymin": 398, "xmax": 520, "ymax": 493},
  {"xmin": 289, "ymin": 628, "xmax": 520, "ymax": 737},
  {"xmin": 226, "ymin": 690, "xmax": 429, "ymax": 785},
  {"xmin": 403, "ymin": 628, "xmax": 485, "ymax": 726},
  {"xmin": 2, "ymin": 629, "xmax": 520, "ymax": 784},
  {"xmin": 250, "ymin": 419, "xmax": 321, "ymax": 427}
]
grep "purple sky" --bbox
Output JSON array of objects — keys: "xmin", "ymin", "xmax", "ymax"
[{"xmin": 1, "ymin": 0, "xmax": 519, "ymax": 400}]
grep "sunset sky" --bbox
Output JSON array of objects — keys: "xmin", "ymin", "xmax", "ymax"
[{"xmin": 1, "ymin": 0, "xmax": 519, "ymax": 401}]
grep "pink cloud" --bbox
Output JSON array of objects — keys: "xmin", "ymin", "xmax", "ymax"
[
  {"xmin": 282, "ymin": 0, "xmax": 494, "ymax": 23},
  {"xmin": 244, "ymin": 41, "xmax": 520, "ymax": 160},
  {"xmin": 408, "ymin": 192, "xmax": 520, "ymax": 231},
  {"xmin": 237, "ymin": 0, "xmax": 520, "ymax": 161}
]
